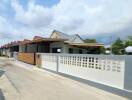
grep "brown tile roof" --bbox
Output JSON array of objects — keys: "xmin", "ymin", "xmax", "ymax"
[
  {"xmin": 19, "ymin": 38, "xmax": 67, "ymax": 45},
  {"xmin": 33, "ymin": 36, "xmax": 44, "ymax": 40}
]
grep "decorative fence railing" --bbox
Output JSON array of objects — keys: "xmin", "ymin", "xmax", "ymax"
[{"xmin": 36, "ymin": 53, "xmax": 132, "ymax": 91}]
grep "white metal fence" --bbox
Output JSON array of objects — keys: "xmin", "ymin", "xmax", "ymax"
[{"xmin": 37, "ymin": 53, "xmax": 131, "ymax": 90}]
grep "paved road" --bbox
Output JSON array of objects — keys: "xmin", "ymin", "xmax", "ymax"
[{"xmin": 0, "ymin": 57, "xmax": 129, "ymax": 100}]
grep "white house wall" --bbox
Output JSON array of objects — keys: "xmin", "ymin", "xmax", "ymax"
[
  {"xmin": 50, "ymin": 42, "xmax": 87, "ymax": 54},
  {"xmin": 64, "ymin": 44, "xmax": 87, "ymax": 54},
  {"xmin": 50, "ymin": 42, "xmax": 65, "ymax": 53}
]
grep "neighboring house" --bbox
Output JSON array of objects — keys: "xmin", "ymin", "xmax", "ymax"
[
  {"xmin": 0, "ymin": 30, "xmax": 103, "ymax": 55},
  {"xmin": 50, "ymin": 30, "xmax": 103, "ymax": 54},
  {"xmin": 0, "ymin": 41, "xmax": 19, "ymax": 57},
  {"xmin": 0, "ymin": 45, "xmax": 10, "ymax": 56}
]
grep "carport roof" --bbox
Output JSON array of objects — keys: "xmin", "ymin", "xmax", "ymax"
[
  {"xmin": 0, "ymin": 38, "xmax": 68, "ymax": 48},
  {"xmin": 69, "ymin": 43, "xmax": 103, "ymax": 47}
]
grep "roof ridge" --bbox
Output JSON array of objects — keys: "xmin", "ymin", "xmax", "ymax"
[{"xmin": 53, "ymin": 30, "xmax": 70, "ymax": 36}]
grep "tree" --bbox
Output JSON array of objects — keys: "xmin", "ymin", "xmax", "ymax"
[
  {"xmin": 112, "ymin": 38, "xmax": 124, "ymax": 55},
  {"xmin": 100, "ymin": 47, "xmax": 106, "ymax": 54},
  {"xmin": 84, "ymin": 39, "xmax": 97, "ymax": 43},
  {"xmin": 128, "ymin": 36, "xmax": 132, "ymax": 40},
  {"xmin": 125, "ymin": 36, "xmax": 132, "ymax": 47}
]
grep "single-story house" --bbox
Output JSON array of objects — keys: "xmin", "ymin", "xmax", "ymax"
[
  {"xmin": 0, "ymin": 30, "xmax": 103, "ymax": 55},
  {"xmin": 0, "ymin": 30, "xmax": 103, "ymax": 64},
  {"xmin": 49, "ymin": 30, "xmax": 103, "ymax": 54},
  {"xmin": 0, "ymin": 41, "xmax": 20, "ymax": 57},
  {"xmin": 17, "ymin": 30, "xmax": 103, "ymax": 54}
]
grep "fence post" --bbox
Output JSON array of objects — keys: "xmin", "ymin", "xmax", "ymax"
[
  {"xmin": 56, "ymin": 54, "xmax": 59, "ymax": 72},
  {"xmin": 124, "ymin": 55, "xmax": 132, "ymax": 91}
]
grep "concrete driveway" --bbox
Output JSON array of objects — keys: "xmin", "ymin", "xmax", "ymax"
[{"xmin": 0, "ymin": 57, "xmax": 130, "ymax": 100}]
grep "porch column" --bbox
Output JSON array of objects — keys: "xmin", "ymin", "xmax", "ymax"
[
  {"xmin": 36, "ymin": 43, "xmax": 39, "ymax": 52},
  {"xmin": 25, "ymin": 45, "xmax": 27, "ymax": 53}
]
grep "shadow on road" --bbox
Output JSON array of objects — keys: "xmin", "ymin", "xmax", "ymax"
[
  {"xmin": 0, "ymin": 62, "xmax": 12, "ymax": 68},
  {"xmin": 0, "ymin": 89, "xmax": 5, "ymax": 100},
  {"xmin": 0, "ymin": 58, "xmax": 13, "ymax": 69},
  {"xmin": 0, "ymin": 70, "xmax": 5, "ymax": 100},
  {"xmin": 0, "ymin": 70, "xmax": 5, "ymax": 78}
]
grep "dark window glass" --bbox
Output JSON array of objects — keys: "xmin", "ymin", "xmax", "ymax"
[
  {"xmin": 79, "ymin": 49, "xmax": 82, "ymax": 54},
  {"xmin": 52, "ymin": 48, "xmax": 61, "ymax": 53},
  {"xmin": 69, "ymin": 48, "xmax": 73, "ymax": 54}
]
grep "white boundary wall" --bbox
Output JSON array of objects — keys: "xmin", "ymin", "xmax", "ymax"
[
  {"xmin": 58, "ymin": 54, "xmax": 125, "ymax": 89},
  {"xmin": 37, "ymin": 53, "xmax": 132, "ymax": 91}
]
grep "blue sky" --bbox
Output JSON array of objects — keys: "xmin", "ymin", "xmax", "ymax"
[{"xmin": 0, "ymin": 0, "xmax": 132, "ymax": 45}]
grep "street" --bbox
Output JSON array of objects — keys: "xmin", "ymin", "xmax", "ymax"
[{"xmin": 0, "ymin": 57, "xmax": 129, "ymax": 100}]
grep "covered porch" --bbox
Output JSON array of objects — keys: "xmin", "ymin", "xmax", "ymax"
[
  {"xmin": 68, "ymin": 43, "xmax": 103, "ymax": 54},
  {"xmin": 19, "ymin": 37, "xmax": 67, "ymax": 53}
]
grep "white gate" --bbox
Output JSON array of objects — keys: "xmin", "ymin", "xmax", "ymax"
[{"xmin": 41, "ymin": 53, "xmax": 58, "ymax": 71}]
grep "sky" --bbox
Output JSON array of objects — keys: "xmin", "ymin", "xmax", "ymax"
[{"xmin": 0, "ymin": 0, "xmax": 132, "ymax": 45}]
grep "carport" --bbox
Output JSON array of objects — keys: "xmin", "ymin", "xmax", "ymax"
[{"xmin": 18, "ymin": 36, "xmax": 67, "ymax": 65}]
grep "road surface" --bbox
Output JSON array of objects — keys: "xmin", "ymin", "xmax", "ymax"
[{"xmin": 0, "ymin": 57, "xmax": 129, "ymax": 100}]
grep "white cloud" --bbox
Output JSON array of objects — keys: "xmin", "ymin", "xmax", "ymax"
[
  {"xmin": 0, "ymin": 16, "xmax": 19, "ymax": 45},
  {"xmin": 0, "ymin": 0, "xmax": 132, "ymax": 46},
  {"xmin": 0, "ymin": 16, "xmax": 14, "ymax": 38},
  {"xmin": 11, "ymin": 0, "xmax": 132, "ymax": 36},
  {"xmin": 11, "ymin": 0, "xmax": 106, "ymax": 33},
  {"xmin": 12, "ymin": 0, "xmax": 53, "ymax": 28},
  {"xmin": 51, "ymin": 0, "xmax": 105, "ymax": 33}
]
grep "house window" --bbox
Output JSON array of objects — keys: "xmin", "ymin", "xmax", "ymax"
[
  {"xmin": 69, "ymin": 48, "xmax": 73, "ymax": 54},
  {"xmin": 79, "ymin": 49, "xmax": 82, "ymax": 54}
]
